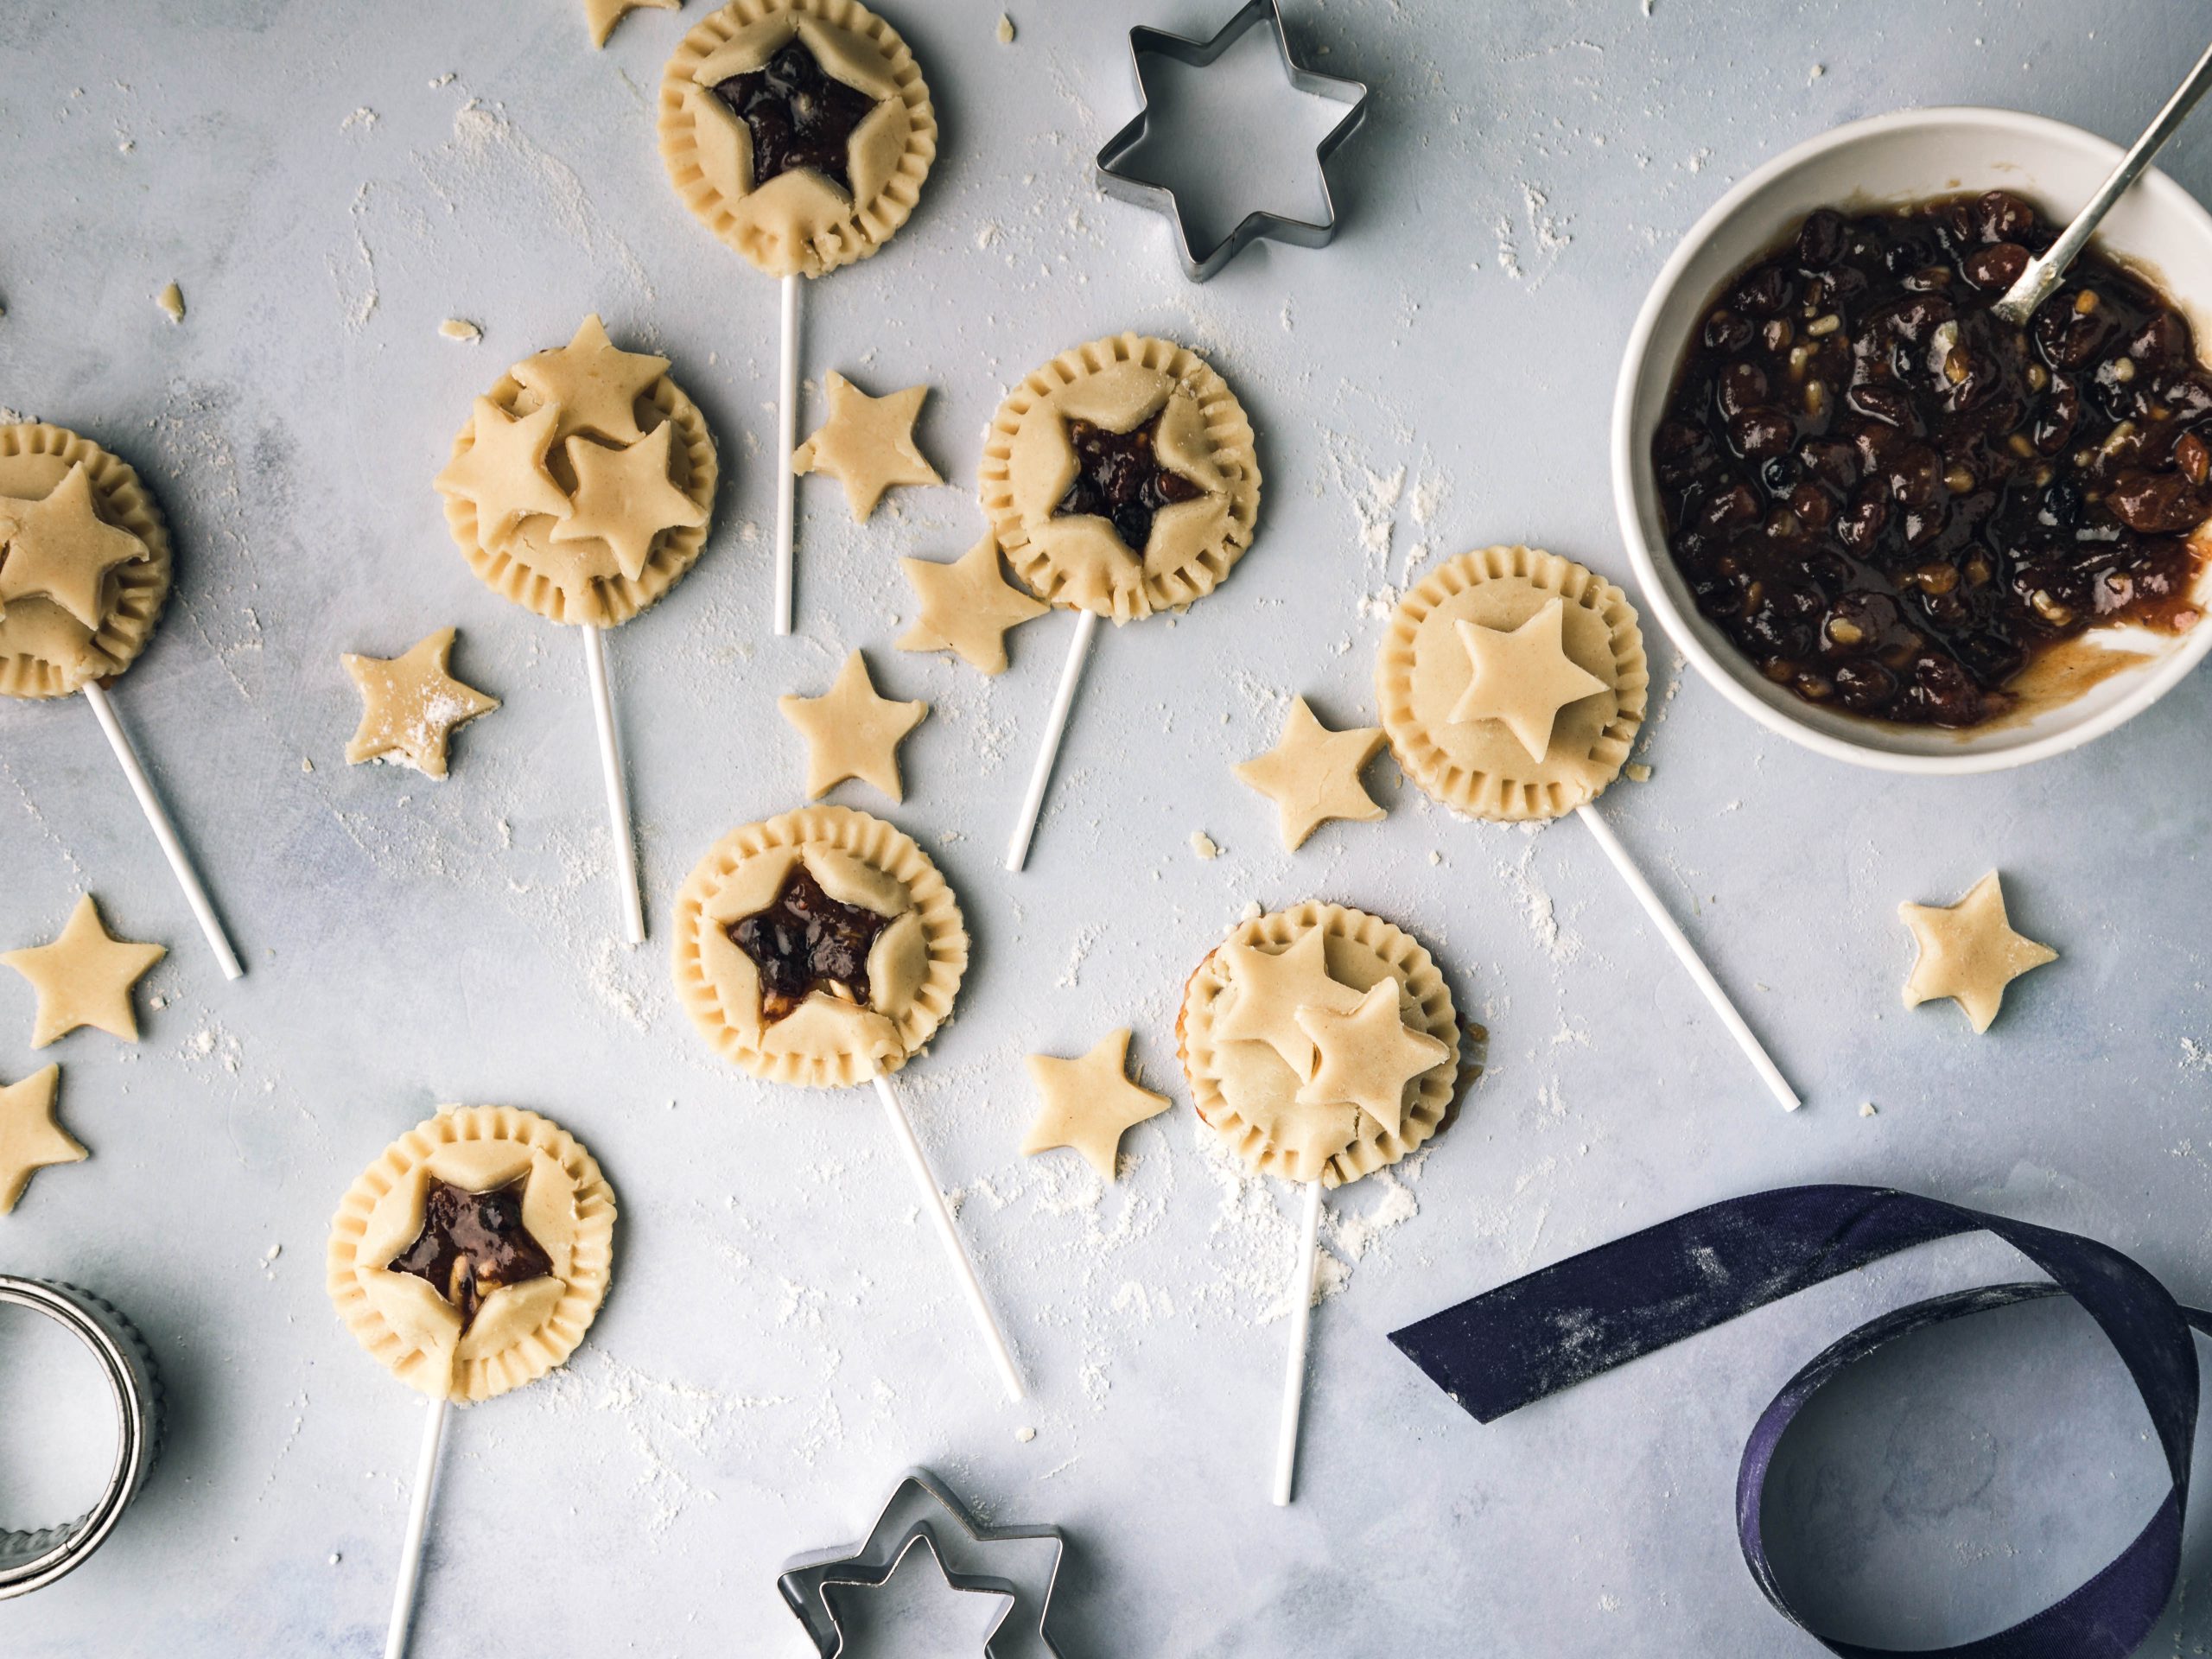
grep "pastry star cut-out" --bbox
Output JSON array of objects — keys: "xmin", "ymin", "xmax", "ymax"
[
  {"xmin": 1449, "ymin": 595, "xmax": 1610, "ymax": 762},
  {"xmin": 1899, "ymin": 870, "xmax": 2058, "ymax": 1033},
  {"xmin": 0, "ymin": 1066, "xmax": 83, "ymax": 1215},
  {"xmin": 779, "ymin": 649, "xmax": 927, "ymax": 802},
  {"xmin": 551, "ymin": 424, "xmax": 707, "ymax": 582},
  {"xmin": 1020, "ymin": 1028, "xmax": 1172, "ymax": 1180},
  {"xmin": 343, "ymin": 627, "xmax": 501, "ymax": 779},
  {"xmin": 1233, "ymin": 696, "xmax": 1387, "ymax": 850},
  {"xmin": 1293, "ymin": 982, "xmax": 1451, "ymax": 1138},
  {"xmin": 898, "ymin": 536, "xmax": 1047, "ymax": 675},
  {"xmin": 791, "ymin": 372, "xmax": 944, "ymax": 520},
  {"xmin": 1212, "ymin": 927, "xmax": 1364, "ymax": 1078},
  {"xmin": 2, "ymin": 895, "xmax": 165, "ymax": 1047},
  {"xmin": 511, "ymin": 314, "xmax": 670, "ymax": 445},
  {"xmin": 434, "ymin": 397, "xmax": 573, "ymax": 539},
  {"xmin": 0, "ymin": 461, "xmax": 151, "ymax": 629},
  {"xmin": 584, "ymin": 0, "xmax": 676, "ymax": 48}
]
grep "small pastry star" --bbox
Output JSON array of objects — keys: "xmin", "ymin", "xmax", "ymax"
[
  {"xmin": 550, "ymin": 424, "xmax": 707, "ymax": 582},
  {"xmin": 343, "ymin": 627, "xmax": 501, "ymax": 780},
  {"xmin": 1449, "ymin": 596, "xmax": 1610, "ymax": 762},
  {"xmin": 791, "ymin": 372, "xmax": 943, "ymax": 520},
  {"xmin": 1213, "ymin": 927, "xmax": 1364, "ymax": 1077},
  {"xmin": 434, "ymin": 397, "xmax": 573, "ymax": 539},
  {"xmin": 512, "ymin": 314, "xmax": 671, "ymax": 446},
  {"xmin": 0, "ymin": 462, "xmax": 150, "ymax": 630},
  {"xmin": 583, "ymin": 0, "xmax": 676, "ymax": 48},
  {"xmin": 0, "ymin": 1066, "xmax": 84, "ymax": 1215},
  {"xmin": 2, "ymin": 896, "xmax": 165, "ymax": 1047},
  {"xmin": 1899, "ymin": 870, "xmax": 2058, "ymax": 1033},
  {"xmin": 897, "ymin": 536, "xmax": 1046, "ymax": 675},
  {"xmin": 1232, "ymin": 696, "xmax": 1387, "ymax": 851},
  {"xmin": 1294, "ymin": 982, "xmax": 1451, "ymax": 1138},
  {"xmin": 1020, "ymin": 1028, "xmax": 1173, "ymax": 1180},
  {"xmin": 778, "ymin": 649, "xmax": 927, "ymax": 802}
]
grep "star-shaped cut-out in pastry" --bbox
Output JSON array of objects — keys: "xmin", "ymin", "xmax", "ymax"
[
  {"xmin": 0, "ymin": 1065, "xmax": 83, "ymax": 1215},
  {"xmin": 0, "ymin": 462, "xmax": 151, "ymax": 630},
  {"xmin": 343, "ymin": 627, "xmax": 501, "ymax": 780},
  {"xmin": 1020, "ymin": 1028, "xmax": 1173, "ymax": 1180},
  {"xmin": 2, "ymin": 896, "xmax": 165, "ymax": 1048},
  {"xmin": 1449, "ymin": 596, "xmax": 1610, "ymax": 762},
  {"xmin": 1233, "ymin": 696, "xmax": 1387, "ymax": 851},
  {"xmin": 791, "ymin": 372, "xmax": 944, "ymax": 521},
  {"xmin": 1899, "ymin": 870, "xmax": 2058, "ymax": 1033},
  {"xmin": 433, "ymin": 397, "xmax": 573, "ymax": 540},
  {"xmin": 729, "ymin": 864, "xmax": 890, "ymax": 1020},
  {"xmin": 387, "ymin": 1176, "xmax": 554, "ymax": 1329},
  {"xmin": 584, "ymin": 0, "xmax": 675, "ymax": 48},
  {"xmin": 512, "ymin": 314, "xmax": 670, "ymax": 446},
  {"xmin": 1212, "ymin": 927, "xmax": 1365, "ymax": 1078},
  {"xmin": 779, "ymin": 649, "xmax": 927, "ymax": 802},
  {"xmin": 550, "ymin": 424, "xmax": 708, "ymax": 582},
  {"xmin": 1293, "ymin": 982, "xmax": 1451, "ymax": 1138},
  {"xmin": 897, "ymin": 536, "xmax": 1047, "ymax": 675}
]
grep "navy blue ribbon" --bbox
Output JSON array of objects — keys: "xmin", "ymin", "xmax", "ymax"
[{"xmin": 1388, "ymin": 1185, "xmax": 2212, "ymax": 1658}]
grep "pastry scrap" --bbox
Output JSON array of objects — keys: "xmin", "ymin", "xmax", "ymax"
[
  {"xmin": 435, "ymin": 314, "xmax": 718, "ymax": 627},
  {"xmin": 897, "ymin": 535, "xmax": 1046, "ymax": 675},
  {"xmin": 1899, "ymin": 871, "xmax": 2057, "ymax": 1033},
  {"xmin": 1233, "ymin": 696, "xmax": 1387, "ymax": 851},
  {"xmin": 0, "ymin": 423, "xmax": 173, "ymax": 701},
  {"xmin": 658, "ymin": 0, "xmax": 938, "ymax": 279},
  {"xmin": 1178, "ymin": 901, "xmax": 1471, "ymax": 1187},
  {"xmin": 1376, "ymin": 545, "xmax": 1647, "ymax": 822},
  {"xmin": 327, "ymin": 1104, "xmax": 617, "ymax": 1403},
  {"xmin": 1020, "ymin": 1028, "xmax": 1171, "ymax": 1181},
  {"xmin": 342, "ymin": 627, "xmax": 500, "ymax": 779},
  {"xmin": 791, "ymin": 371, "xmax": 942, "ymax": 520},
  {"xmin": 0, "ymin": 1065, "xmax": 83, "ymax": 1215},
  {"xmin": 779, "ymin": 648, "xmax": 925, "ymax": 801},
  {"xmin": 3, "ymin": 895, "xmax": 165, "ymax": 1047},
  {"xmin": 586, "ymin": 0, "xmax": 677, "ymax": 48},
  {"xmin": 671, "ymin": 804, "xmax": 966, "ymax": 1086},
  {"xmin": 979, "ymin": 332, "xmax": 1261, "ymax": 623}
]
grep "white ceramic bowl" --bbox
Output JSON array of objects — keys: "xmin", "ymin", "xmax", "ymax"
[{"xmin": 1612, "ymin": 106, "xmax": 2212, "ymax": 773}]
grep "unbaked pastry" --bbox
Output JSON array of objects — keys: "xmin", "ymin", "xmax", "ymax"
[
  {"xmin": 1376, "ymin": 546, "xmax": 1647, "ymax": 823},
  {"xmin": 898, "ymin": 535, "xmax": 1046, "ymax": 675},
  {"xmin": 0, "ymin": 1065, "xmax": 81, "ymax": 1215},
  {"xmin": 435, "ymin": 315, "xmax": 718, "ymax": 628},
  {"xmin": 779, "ymin": 648, "xmax": 925, "ymax": 800},
  {"xmin": 978, "ymin": 333, "xmax": 1261, "ymax": 623},
  {"xmin": 1899, "ymin": 870, "xmax": 2057, "ymax": 1033},
  {"xmin": 1020, "ymin": 1028, "xmax": 1171, "ymax": 1181},
  {"xmin": 1178, "ymin": 901, "xmax": 1471, "ymax": 1187},
  {"xmin": 1233, "ymin": 696, "xmax": 1387, "ymax": 851},
  {"xmin": 791, "ymin": 371, "xmax": 941, "ymax": 519},
  {"xmin": 0, "ymin": 423, "xmax": 173, "ymax": 700},
  {"xmin": 671, "ymin": 804, "xmax": 966, "ymax": 1086},
  {"xmin": 2, "ymin": 895, "xmax": 164, "ymax": 1048},
  {"xmin": 342, "ymin": 627, "xmax": 500, "ymax": 779},
  {"xmin": 327, "ymin": 1104, "xmax": 616, "ymax": 1404},
  {"xmin": 658, "ymin": 0, "xmax": 938, "ymax": 280},
  {"xmin": 586, "ymin": 0, "xmax": 675, "ymax": 48}
]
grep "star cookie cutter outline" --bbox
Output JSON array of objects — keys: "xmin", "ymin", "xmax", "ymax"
[
  {"xmin": 778, "ymin": 1468, "xmax": 1067, "ymax": 1658},
  {"xmin": 1093, "ymin": 0, "xmax": 1372, "ymax": 282}
]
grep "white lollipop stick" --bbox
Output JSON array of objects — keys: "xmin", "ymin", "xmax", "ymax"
[
  {"xmin": 81, "ymin": 681, "xmax": 243, "ymax": 980},
  {"xmin": 1003, "ymin": 607, "xmax": 1099, "ymax": 873},
  {"xmin": 580, "ymin": 626, "xmax": 645, "ymax": 947},
  {"xmin": 1272, "ymin": 1179, "xmax": 1325, "ymax": 1506},
  {"xmin": 870, "ymin": 1069, "xmax": 1025, "ymax": 1402},
  {"xmin": 773, "ymin": 273, "xmax": 800, "ymax": 637},
  {"xmin": 1574, "ymin": 802, "xmax": 1798, "ymax": 1111},
  {"xmin": 383, "ymin": 1394, "xmax": 448, "ymax": 1659}
]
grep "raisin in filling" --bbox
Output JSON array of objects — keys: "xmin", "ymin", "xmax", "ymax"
[
  {"xmin": 710, "ymin": 39, "xmax": 881, "ymax": 196},
  {"xmin": 1653, "ymin": 189, "xmax": 2210, "ymax": 728},
  {"xmin": 728, "ymin": 865, "xmax": 888, "ymax": 1023},
  {"xmin": 1053, "ymin": 413, "xmax": 1207, "ymax": 556},
  {"xmin": 389, "ymin": 1178, "xmax": 554, "ymax": 1331}
]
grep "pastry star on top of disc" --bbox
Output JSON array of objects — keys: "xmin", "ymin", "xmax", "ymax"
[
  {"xmin": 1899, "ymin": 870, "xmax": 2058, "ymax": 1033},
  {"xmin": 1450, "ymin": 595, "xmax": 1610, "ymax": 762},
  {"xmin": 434, "ymin": 398, "xmax": 573, "ymax": 540},
  {"xmin": 512, "ymin": 315, "xmax": 671, "ymax": 446},
  {"xmin": 1213, "ymin": 926, "xmax": 1364, "ymax": 1078},
  {"xmin": 550, "ymin": 425, "xmax": 708, "ymax": 582},
  {"xmin": 1233, "ymin": 696, "xmax": 1387, "ymax": 851},
  {"xmin": 2, "ymin": 895, "xmax": 165, "ymax": 1047},
  {"xmin": 791, "ymin": 372, "xmax": 943, "ymax": 521},
  {"xmin": 1294, "ymin": 982, "xmax": 1452, "ymax": 1138},
  {"xmin": 0, "ymin": 462, "xmax": 151, "ymax": 629},
  {"xmin": 1020, "ymin": 1028, "xmax": 1172, "ymax": 1181},
  {"xmin": 778, "ymin": 649, "xmax": 927, "ymax": 802},
  {"xmin": 898, "ymin": 536, "xmax": 1046, "ymax": 675}
]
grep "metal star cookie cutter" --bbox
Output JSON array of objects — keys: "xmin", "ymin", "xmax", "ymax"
[
  {"xmin": 778, "ymin": 1469, "xmax": 1067, "ymax": 1658},
  {"xmin": 1094, "ymin": 0, "xmax": 1371, "ymax": 282}
]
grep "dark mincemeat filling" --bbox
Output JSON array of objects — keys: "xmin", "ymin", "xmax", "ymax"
[
  {"xmin": 1653, "ymin": 190, "xmax": 2209, "ymax": 727},
  {"xmin": 1053, "ymin": 413, "xmax": 1206, "ymax": 557},
  {"xmin": 728, "ymin": 864, "xmax": 887, "ymax": 1023},
  {"xmin": 711, "ymin": 38, "xmax": 880, "ymax": 195},
  {"xmin": 390, "ymin": 1178, "xmax": 553, "ymax": 1330}
]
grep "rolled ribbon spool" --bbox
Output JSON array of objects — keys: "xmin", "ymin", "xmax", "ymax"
[
  {"xmin": 1390, "ymin": 1184, "xmax": 2212, "ymax": 1659},
  {"xmin": 0, "ymin": 1275, "xmax": 162, "ymax": 1601}
]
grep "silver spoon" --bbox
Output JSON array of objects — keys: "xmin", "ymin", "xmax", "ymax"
[{"xmin": 1992, "ymin": 38, "xmax": 2212, "ymax": 325}]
